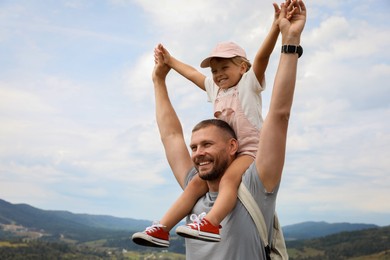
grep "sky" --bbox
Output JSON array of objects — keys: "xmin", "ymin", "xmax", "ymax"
[{"xmin": 0, "ymin": 0, "xmax": 389, "ymax": 227}]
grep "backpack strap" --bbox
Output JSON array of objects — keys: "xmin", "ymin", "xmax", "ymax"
[
  {"xmin": 238, "ymin": 182, "xmax": 288, "ymax": 260},
  {"xmin": 237, "ymin": 182, "xmax": 270, "ymax": 248}
]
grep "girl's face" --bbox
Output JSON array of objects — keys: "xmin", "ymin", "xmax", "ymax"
[{"xmin": 210, "ymin": 58, "xmax": 246, "ymax": 90}]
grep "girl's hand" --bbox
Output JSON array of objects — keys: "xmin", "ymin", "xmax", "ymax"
[{"xmin": 154, "ymin": 44, "xmax": 172, "ymax": 66}]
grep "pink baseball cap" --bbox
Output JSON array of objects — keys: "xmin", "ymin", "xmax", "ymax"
[{"xmin": 200, "ymin": 41, "xmax": 247, "ymax": 68}]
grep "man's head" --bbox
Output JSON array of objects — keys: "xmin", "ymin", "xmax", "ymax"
[{"xmin": 190, "ymin": 119, "xmax": 238, "ymax": 182}]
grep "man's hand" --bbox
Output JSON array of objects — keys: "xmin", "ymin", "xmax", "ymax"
[
  {"xmin": 152, "ymin": 48, "xmax": 171, "ymax": 83},
  {"xmin": 279, "ymin": 0, "xmax": 307, "ymax": 45}
]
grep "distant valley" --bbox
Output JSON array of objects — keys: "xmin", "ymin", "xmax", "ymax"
[{"xmin": 1, "ymin": 198, "xmax": 389, "ymax": 259}]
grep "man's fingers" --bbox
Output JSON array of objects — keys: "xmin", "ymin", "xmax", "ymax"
[
  {"xmin": 280, "ymin": 2, "xmax": 287, "ymax": 16},
  {"xmin": 298, "ymin": 0, "xmax": 306, "ymax": 14}
]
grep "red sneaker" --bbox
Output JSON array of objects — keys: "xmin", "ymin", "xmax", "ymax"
[
  {"xmin": 175, "ymin": 213, "xmax": 221, "ymax": 242},
  {"xmin": 132, "ymin": 221, "xmax": 170, "ymax": 247}
]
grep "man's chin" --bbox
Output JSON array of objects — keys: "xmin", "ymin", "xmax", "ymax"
[
  {"xmin": 197, "ymin": 170, "xmax": 210, "ymax": 180},
  {"xmin": 199, "ymin": 171, "xmax": 221, "ymax": 181},
  {"xmin": 197, "ymin": 170, "xmax": 209, "ymax": 178}
]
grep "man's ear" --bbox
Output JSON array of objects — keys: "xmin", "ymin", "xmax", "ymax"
[{"xmin": 229, "ymin": 138, "xmax": 239, "ymax": 156}]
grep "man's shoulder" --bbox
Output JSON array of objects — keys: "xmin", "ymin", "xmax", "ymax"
[
  {"xmin": 241, "ymin": 162, "xmax": 279, "ymax": 195},
  {"xmin": 184, "ymin": 167, "xmax": 198, "ymax": 187},
  {"xmin": 241, "ymin": 162, "xmax": 258, "ymax": 184}
]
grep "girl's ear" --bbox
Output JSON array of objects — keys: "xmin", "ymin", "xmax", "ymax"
[{"xmin": 240, "ymin": 62, "xmax": 248, "ymax": 74}]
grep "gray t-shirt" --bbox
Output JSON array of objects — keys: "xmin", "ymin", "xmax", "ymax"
[{"xmin": 184, "ymin": 162, "xmax": 279, "ymax": 260}]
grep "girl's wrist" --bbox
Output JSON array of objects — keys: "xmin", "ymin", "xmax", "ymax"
[{"xmin": 271, "ymin": 23, "xmax": 281, "ymax": 33}]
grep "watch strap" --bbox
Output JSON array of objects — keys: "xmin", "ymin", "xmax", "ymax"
[{"xmin": 281, "ymin": 45, "xmax": 303, "ymax": 58}]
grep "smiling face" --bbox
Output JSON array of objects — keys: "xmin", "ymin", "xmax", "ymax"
[
  {"xmin": 190, "ymin": 124, "xmax": 237, "ymax": 182},
  {"xmin": 210, "ymin": 58, "xmax": 246, "ymax": 90}
]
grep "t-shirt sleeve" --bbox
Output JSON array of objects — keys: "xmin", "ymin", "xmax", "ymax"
[
  {"xmin": 204, "ymin": 77, "xmax": 218, "ymax": 103},
  {"xmin": 245, "ymin": 67, "xmax": 266, "ymax": 93},
  {"xmin": 184, "ymin": 167, "xmax": 198, "ymax": 188}
]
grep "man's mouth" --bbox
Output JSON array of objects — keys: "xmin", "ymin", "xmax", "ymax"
[{"xmin": 199, "ymin": 161, "xmax": 210, "ymax": 166}]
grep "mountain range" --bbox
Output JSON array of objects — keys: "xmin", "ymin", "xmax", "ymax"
[
  {"xmin": 0, "ymin": 198, "xmax": 149, "ymax": 231},
  {"xmin": 0, "ymin": 198, "xmax": 380, "ymax": 241},
  {"xmin": 283, "ymin": 220, "xmax": 378, "ymax": 240}
]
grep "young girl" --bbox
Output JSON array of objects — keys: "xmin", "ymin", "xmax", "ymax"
[{"xmin": 132, "ymin": 3, "xmax": 284, "ymax": 247}]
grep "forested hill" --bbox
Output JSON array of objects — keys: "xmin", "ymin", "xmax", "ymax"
[
  {"xmin": 1, "ymin": 198, "xmax": 389, "ymax": 259},
  {"xmin": 0, "ymin": 198, "xmax": 150, "ymax": 240},
  {"xmin": 286, "ymin": 225, "xmax": 390, "ymax": 259}
]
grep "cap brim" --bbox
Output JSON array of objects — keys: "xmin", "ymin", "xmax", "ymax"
[
  {"xmin": 200, "ymin": 53, "xmax": 237, "ymax": 68},
  {"xmin": 200, "ymin": 57, "xmax": 212, "ymax": 68}
]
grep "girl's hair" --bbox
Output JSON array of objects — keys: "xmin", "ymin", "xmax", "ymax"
[
  {"xmin": 210, "ymin": 56, "xmax": 252, "ymax": 72},
  {"xmin": 231, "ymin": 56, "xmax": 251, "ymax": 72}
]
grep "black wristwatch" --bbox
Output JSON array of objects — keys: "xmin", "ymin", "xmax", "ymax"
[{"xmin": 281, "ymin": 45, "xmax": 303, "ymax": 58}]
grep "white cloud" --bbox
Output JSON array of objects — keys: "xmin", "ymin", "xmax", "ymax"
[
  {"xmin": 0, "ymin": 86, "xmax": 56, "ymax": 115},
  {"xmin": 123, "ymin": 53, "xmax": 155, "ymax": 102},
  {"xmin": 0, "ymin": 0, "xmax": 389, "ymax": 225}
]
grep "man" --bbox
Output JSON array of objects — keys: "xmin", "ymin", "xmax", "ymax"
[{"xmin": 146, "ymin": 1, "xmax": 306, "ymax": 259}]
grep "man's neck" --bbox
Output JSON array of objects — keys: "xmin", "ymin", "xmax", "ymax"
[{"xmin": 207, "ymin": 179, "xmax": 221, "ymax": 192}]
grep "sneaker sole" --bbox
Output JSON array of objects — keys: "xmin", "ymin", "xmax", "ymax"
[
  {"xmin": 131, "ymin": 233, "xmax": 169, "ymax": 248},
  {"xmin": 176, "ymin": 226, "xmax": 221, "ymax": 242}
]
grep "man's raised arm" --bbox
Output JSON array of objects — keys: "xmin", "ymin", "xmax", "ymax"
[
  {"xmin": 152, "ymin": 52, "xmax": 193, "ymax": 189},
  {"xmin": 256, "ymin": 0, "xmax": 307, "ymax": 192}
]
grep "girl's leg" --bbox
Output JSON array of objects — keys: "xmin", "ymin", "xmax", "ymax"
[
  {"xmin": 160, "ymin": 174, "xmax": 208, "ymax": 231},
  {"xmin": 205, "ymin": 155, "xmax": 254, "ymax": 226}
]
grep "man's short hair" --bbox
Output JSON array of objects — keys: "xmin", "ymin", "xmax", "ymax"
[{"xmin": 192, "ymin": 119, "xmax": 237, "ymax": 140}]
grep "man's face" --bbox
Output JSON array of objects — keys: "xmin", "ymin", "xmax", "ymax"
[{"xmin": 190, "ymin": 125, "xmax": 233, "ymax": 181}]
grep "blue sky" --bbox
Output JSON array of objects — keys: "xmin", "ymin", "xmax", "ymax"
[{"xmin": 1, "ymin": 0, "xmax": 389, "ymax": 227}]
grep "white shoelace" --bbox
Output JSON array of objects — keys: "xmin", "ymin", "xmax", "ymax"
[
  {"xmin": 145, "ymin": 221, "xmax": 164, "ymax": 232},
  {"xmin": 189, "ymin": 212, "xmax": 207, "ymax": 231}
]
